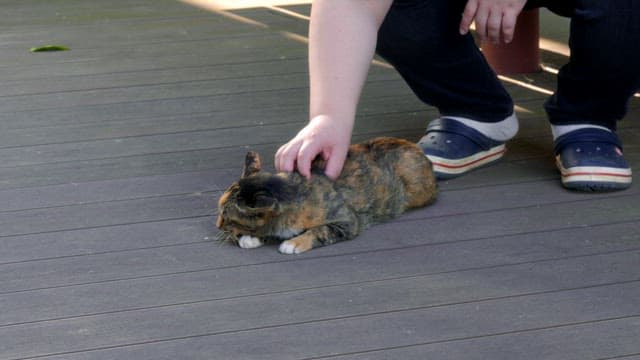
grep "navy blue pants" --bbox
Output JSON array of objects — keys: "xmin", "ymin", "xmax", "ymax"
[{"xmin": 376, "ymin": 0, "xmax": 640, "ymax": 130}]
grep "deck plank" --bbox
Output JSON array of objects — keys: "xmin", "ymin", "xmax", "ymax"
[
  {"xmin": 10, "ymin": 285, "xmax": 639, "ymax": 359},
  {"xmin": 2, "ymin": 236, "xmax": 638, "ymax": 325},
  {"xmin": 315, "ymin": 318, "xmax": 640, "ymax": 360}
]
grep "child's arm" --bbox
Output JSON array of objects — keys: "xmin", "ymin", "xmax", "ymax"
[{"xmin": 275, "ymin": 0, "xmax": 393, "ymax": 180}]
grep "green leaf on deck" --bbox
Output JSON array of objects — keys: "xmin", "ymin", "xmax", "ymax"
[{"xmin": 30, "ymin": 45, "xmax": 70, "ymax": 53}]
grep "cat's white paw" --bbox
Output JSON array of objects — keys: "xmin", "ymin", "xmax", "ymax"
[
  {"xmin": 278, "ymin": 240, "xmax": 302, "ymax": 254},
  {"xmin": 238, "ymin": 235, "xmax": 263, "ymax": 249}
]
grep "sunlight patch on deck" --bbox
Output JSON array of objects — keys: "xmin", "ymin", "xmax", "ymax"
[
  {"xmin": 498, "ymin": 75, "xmax": 554, "ymax": 96},
  {"xmin": 514, "ymin": 105, "xmax": 534, "ymax": 114},
  {"xmin": 266, "ymin": 4, "xmax": 309, "ymax": 20},
  {"xmin": 180, "ymin": 0, "xmax": 310, "ymax": 10},
  {"xmin": 539, "ymin": 38, "xmax": 570, "ymax": 57}
]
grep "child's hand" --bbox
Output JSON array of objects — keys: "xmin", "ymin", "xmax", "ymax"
[
  {"xmin": 275, "ymin": 115, "xmax": 352, "ymax": 180},
  {"xmin": 459, "ymin": 0, "xmax": 527, "ymax": 44}
]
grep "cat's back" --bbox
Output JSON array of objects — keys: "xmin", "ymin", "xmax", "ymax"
[
  {"xmin": 346, "ymin": 137, "xmax": 427, "ymax": 168},
  {"xmin": 335, "ymin": 137, "xmax": 437, "ymax": 220}
]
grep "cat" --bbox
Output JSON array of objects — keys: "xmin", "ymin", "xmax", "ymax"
[{"xmin": 216, "ymin": 137, "xmax": 437, "ymax": 254}]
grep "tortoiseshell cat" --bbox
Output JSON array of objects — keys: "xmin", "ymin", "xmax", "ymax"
[{"xmin": 216, "ymin": 137, "xmax": 437, "ymax": 254}]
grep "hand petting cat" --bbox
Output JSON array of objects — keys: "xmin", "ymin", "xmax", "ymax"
[{"xmin": 275, "ymin": 114, "xmax": 353, "ymax": 181}]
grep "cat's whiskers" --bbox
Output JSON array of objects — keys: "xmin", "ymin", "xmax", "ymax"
[{"xmin": 216, "ymin": 230, "xmax": 237, "ymax": 244}]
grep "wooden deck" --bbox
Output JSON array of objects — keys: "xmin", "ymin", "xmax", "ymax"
[{"xmin": 1, "ymin": 1, "xmax": 639, "ymax": 359}]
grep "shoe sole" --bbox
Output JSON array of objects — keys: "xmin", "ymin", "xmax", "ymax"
[
  {"xmin": 555, "ymin": 155, "xmax": 632, "ymax": 191},
  {"xmin": 426, "ymin": 144, "xmax": 506, "ymax": 179}
]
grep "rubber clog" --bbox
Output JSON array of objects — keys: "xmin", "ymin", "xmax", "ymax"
[
  {"xmin": 554, "ymin": 128, "xmax": 632, "ymax": 191},
  {"xmin": 418, "ymin": 118, "xmax": 507, "ymax": 179}
]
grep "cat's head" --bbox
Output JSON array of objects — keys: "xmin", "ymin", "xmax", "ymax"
[{"xmin": 216, "ymin": 151, "xmax": 296, "ymax": 243}]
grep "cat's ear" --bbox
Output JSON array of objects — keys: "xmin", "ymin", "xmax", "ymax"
[{"xmin": 242, "ymin": 151, "xmax": 262, "ymax": 178}]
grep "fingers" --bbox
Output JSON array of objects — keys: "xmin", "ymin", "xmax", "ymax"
[
  {"xmin": 275, "ymin": 137, "xmax": 347, "ymax": 180},
  {"xmin": 295, "ymin": 141, "xmax": 320, "ymax": 179},
  {"xmin": 501, "ymin": 8, "xmax": 519, "ymax": 43},
  {"xmin": 459, "ymin": 0, "xmax": 478, "ymax": 35},
  {"xmin": 486, "ymin": 11, "xmax": 503, "ymax": 43},
  {"xmin": 473, "ymin": 4, "xmax": 489, "ymax": 42},
  {"xmin": 275, "ymin": 141, "xmax": 314, "ymax": 179},
  {"xmin": 463, "ymin": 1, "xmax": 524, "ymax": 44},
  {"xmin": 473, "ymin": 3, "xmax": 501, "ymax": 44},
  {"xmin": 275, "ymin": 141, "xmax": 300, "ymax": 174},
  {"xmin": 275, "ymin": 138, "xmax": 321, "ymax": 179}
]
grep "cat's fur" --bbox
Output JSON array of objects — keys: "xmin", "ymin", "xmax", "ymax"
[{"xmin": 216, "ymin": 137, "xmax": 437, "ymax": 254}]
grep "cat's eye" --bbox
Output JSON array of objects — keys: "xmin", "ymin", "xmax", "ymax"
[{"xmin": 253, "ymin": 192, "xmax": 275, "ymax": 208}]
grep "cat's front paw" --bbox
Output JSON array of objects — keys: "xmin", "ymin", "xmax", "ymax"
[
  {"xmin": 238, "ymin": 235, "xmax": 263, "ymax": 249},
  {"xmin": 278, "ymin": 237, "xmax": 313, "ymax": 254}
]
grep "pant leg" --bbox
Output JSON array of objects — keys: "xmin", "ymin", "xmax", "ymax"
[
  {"xmin": 376, "ymin": 0, "xmax": 514, "ymax": 122},
  {"xmin": 543, "ymin": 0, "xmax": 640, "ymax": 130}
]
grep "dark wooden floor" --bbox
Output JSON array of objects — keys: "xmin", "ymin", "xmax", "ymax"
[{"xmin": 1, "ymin": 1, "xmax": 639, "ymax": 359}]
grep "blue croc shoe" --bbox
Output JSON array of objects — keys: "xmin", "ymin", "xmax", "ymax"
[
  {"xmin": 418, "ymin": 118, "xmax": 507, "ymax": 179},
  {"xmin": 554, "ymin": 128, "xmax": 632, "ymax": 191}
]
